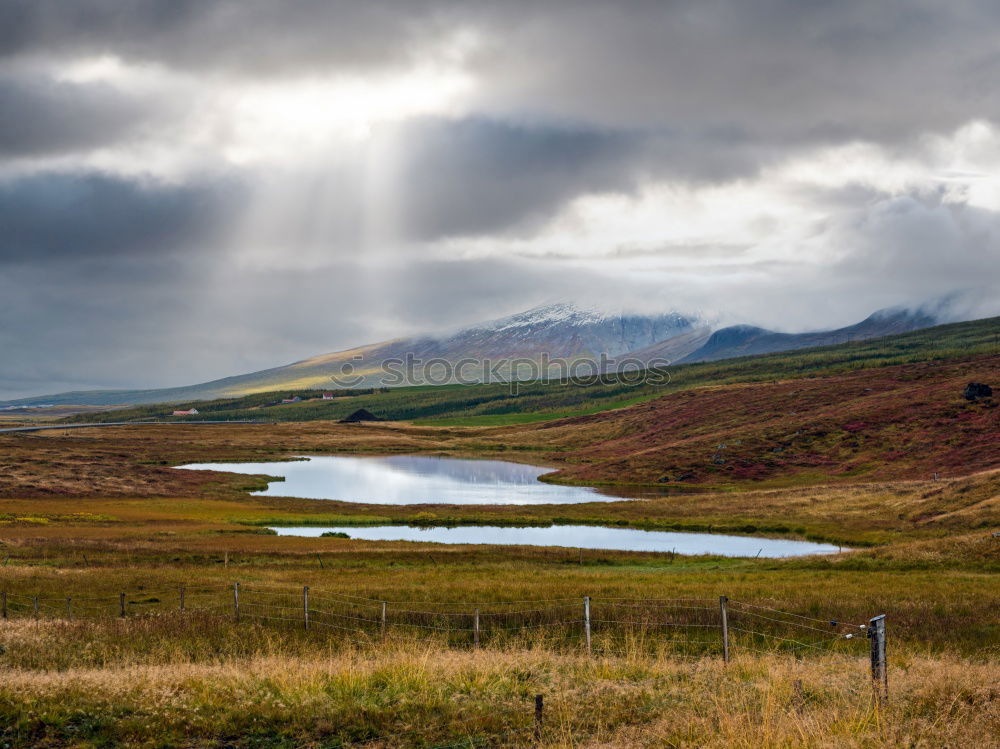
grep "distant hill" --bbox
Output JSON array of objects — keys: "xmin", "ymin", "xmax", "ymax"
[
  {"xmin": 3, "ymin": 304, "xmax": 703, "ymax": 407},
  {"xmin": 0, "ymin": 300, "xmax": 971, "ymax": 408},
  {"xmin": 680, "ymin": 308, "xmax": 936, "ymax": 363},
  {"xmin": 55, "ymin": 314, "xmax": 1000, "ymax": 425}
]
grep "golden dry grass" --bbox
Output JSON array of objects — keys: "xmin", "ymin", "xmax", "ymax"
[{"xmin": 0, "ymin": 615, "xmax": 996, "ymax": 747}]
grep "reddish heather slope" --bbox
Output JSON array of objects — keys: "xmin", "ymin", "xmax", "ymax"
[{"xmin": 526, "ymin": 354, "xmax": 1000, "ymax": 486}]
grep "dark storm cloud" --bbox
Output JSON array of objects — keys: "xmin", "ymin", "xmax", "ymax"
[
  {"xmin": 468, "ymin": 0, "xmax": 1000, "ymax": 141},
  {"xmin": 0, "ymin": 253, "xmax": 214, "ymax": 397},
  {"xmin": 0, "ymin": 0, "xmax": 447, "ymax": 75},
  {"xmin": 394, "ymin": 118, "xmax": 636, "ymax": 239},
  {"xmin": 4, "ymin": 0, "xmax": 1000, "ymax": 143},
  {"xmin": 392, "ymin": 117, "xmax": 778, "ymax": 240},
  {"xmin": 0, "ymin": 73, "xmax": 160, "ymax": 156},
  {"xmin": 0, "ymin": 171, "xmax": 242, "ymax": 262},
  {"xmin": 0, "ymin": 168, "xmax": 243, "ymax": 397},
  {"xmin": 4, "ymin": 0, "xmax": 1000, "ymax": 194}
]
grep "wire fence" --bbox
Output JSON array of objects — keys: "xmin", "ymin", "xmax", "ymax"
[
  {"xmin": 0, "ymin": 582, "xmax": 895, "ymax": 746},
  {"xmin": 0, "ymin": 583, "xmax": 881, "ymax": 664}
]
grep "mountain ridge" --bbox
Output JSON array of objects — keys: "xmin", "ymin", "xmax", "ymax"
[
  {"xmin": 679, "ymin": 308, "xmax": 937, "ymax": 363},
  {"xmin": 0, "ymin": 301, "xmax": 961, "ymax": 408}
]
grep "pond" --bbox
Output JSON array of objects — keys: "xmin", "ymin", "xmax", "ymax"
[
  {"xmin": 267, "ymin": 524, "xmax": 842, "ymax": 557},
  {"xmin": 177, "ymin": 454, "xmax": 621, "ymax": 505}
]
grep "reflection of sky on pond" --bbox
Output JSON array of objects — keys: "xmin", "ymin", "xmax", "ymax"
[
  {"xmin": 178, "ymin": 455, "xmax": 611, "ymax": 505},
  {"xmin": 269, "ymin": 524, "xmax": 843, "ymax": 557}
]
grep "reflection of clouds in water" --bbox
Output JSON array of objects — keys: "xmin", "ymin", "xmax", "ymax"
[
  {"xmin": 176, "ymin": 455, "xmax": 606, "ymax": 505},
  {"xmin": 380, "ymin": 455, "xmax": 549, "ymax": 483},
  {"xmin": 268, "ymin": 525, "xmax": 841, "ymax": 558}
]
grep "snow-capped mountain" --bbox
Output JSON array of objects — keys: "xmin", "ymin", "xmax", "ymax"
[{"xmin": 1, "ymin": 300, "xmax": 959, "ymax": 407}]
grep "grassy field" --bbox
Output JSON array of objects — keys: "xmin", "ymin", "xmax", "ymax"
[
  {"xmin": 0, "ymin": 547, "xmax": 998, "ymax": 746},
  {"xmin": 2, "ymin": 328, "xmax": 999, "ymax": 746},
  {"xmin": 2, "ymin": 615, "xmax": 996, "ymax": 747},
  {"xmin": 9, "ymin": 354, "xmax": 1000, "ymax": 496}
]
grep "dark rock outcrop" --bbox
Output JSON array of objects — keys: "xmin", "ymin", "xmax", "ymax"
[
  {"xmin": 339, "ymin": 408, "xmax": 381, "ymax": 423},
  {"xmin": 963, "ymin": 382, "xmax": 993, "ymax": 401}
]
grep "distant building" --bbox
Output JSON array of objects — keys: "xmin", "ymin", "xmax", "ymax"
[
  {"xmin": 281, "ymin": 396, "xmax": 301, "ymax": 404},
  {"xmin": 172, "ymin": 408, "xmax": 199, "ymax": 416},
  {"xmin": 322, "ymin": 393, "xmax": 334, "ymax": 400}
]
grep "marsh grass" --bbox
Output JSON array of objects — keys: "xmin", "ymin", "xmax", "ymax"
[{"xmin": 0, "ymin": 615, "xmax": 996, "ymax": 747}]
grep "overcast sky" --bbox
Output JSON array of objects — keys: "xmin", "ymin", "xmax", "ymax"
[{"xmin": 3, "ymin": 0, "xmax": 1000, "ymax": 398}]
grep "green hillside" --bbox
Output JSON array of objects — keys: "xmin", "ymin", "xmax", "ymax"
[{"xmin": 62, "ymin": 315, "xmax": 1000, "ymax": 427}]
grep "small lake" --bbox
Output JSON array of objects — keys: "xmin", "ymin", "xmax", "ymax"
[
  {"xmin": 268, "ymin": 525, "xmax": 842, "ymax": 557},
  {"xmin": 177, "ymin": 455, "xmax": 618, "ymax": 505}
]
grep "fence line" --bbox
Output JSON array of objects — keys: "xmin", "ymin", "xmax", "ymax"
[{"xmin": 0, "ymin": 581, "xmax": 889, "ymax": 696}]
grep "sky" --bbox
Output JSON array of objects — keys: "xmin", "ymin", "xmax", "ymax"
[{"xmin": 2, "ymin": 0, "xmax": 1000, "ymax": 399}]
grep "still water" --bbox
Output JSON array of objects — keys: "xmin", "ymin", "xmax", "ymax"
[
  {"xmin": 268, "ymin": 524, "xmax": 841, "ymax": 557},
  {"xmin": 177, "ymin": 454, "xmax": 616, "ymax": 505}
]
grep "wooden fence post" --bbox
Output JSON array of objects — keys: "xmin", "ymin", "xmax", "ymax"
[
  {"xmin": 119, "ymin": 592, "xmax": 126, "ymax": 618},
  {"xmin": 381, "ymin": 601, "xmax": 387, "ymax": 639},
  {"xmin": 534, "ymin": 694, "xmax": 543, "ymax": 742},
  {"xmin": 474, "ymin": 608, "xmax": 480, "ymax": 648},
  {"xmin": 868, "ymin": 614, "xmax": 887, "ymax": 703},
  {"xmin": 583, "ymin": 596, "xmax": 592, "ymax": 655},
  {"xmin": 303, "ymin": 586, "xmax": 310, "ymax": 631},
  {"xmin": 1, "ymin": 591, "xmax": 6, "ymax": 619},
  {"xmin": 233, "ymin": 582, "xmax": 240, "ymax": 622},
  {"xmin": 179, "ymin": 585, "xmax": 185, "ymax": 611},
  {"xmin": 720, "ymin": 595, "xmax": 730, "ymax": 663},
  {"xmin": 33, "ymin": 595, "xmax": 39, "ymax": 618},
  {"xmin": 65, "ymin": 597, "xmax": 72, "ymax": 620}
]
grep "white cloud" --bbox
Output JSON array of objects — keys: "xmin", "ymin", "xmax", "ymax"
[{"xmin": 423, "ymin": 120, "xmax": 1000, "ymax": 328}]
